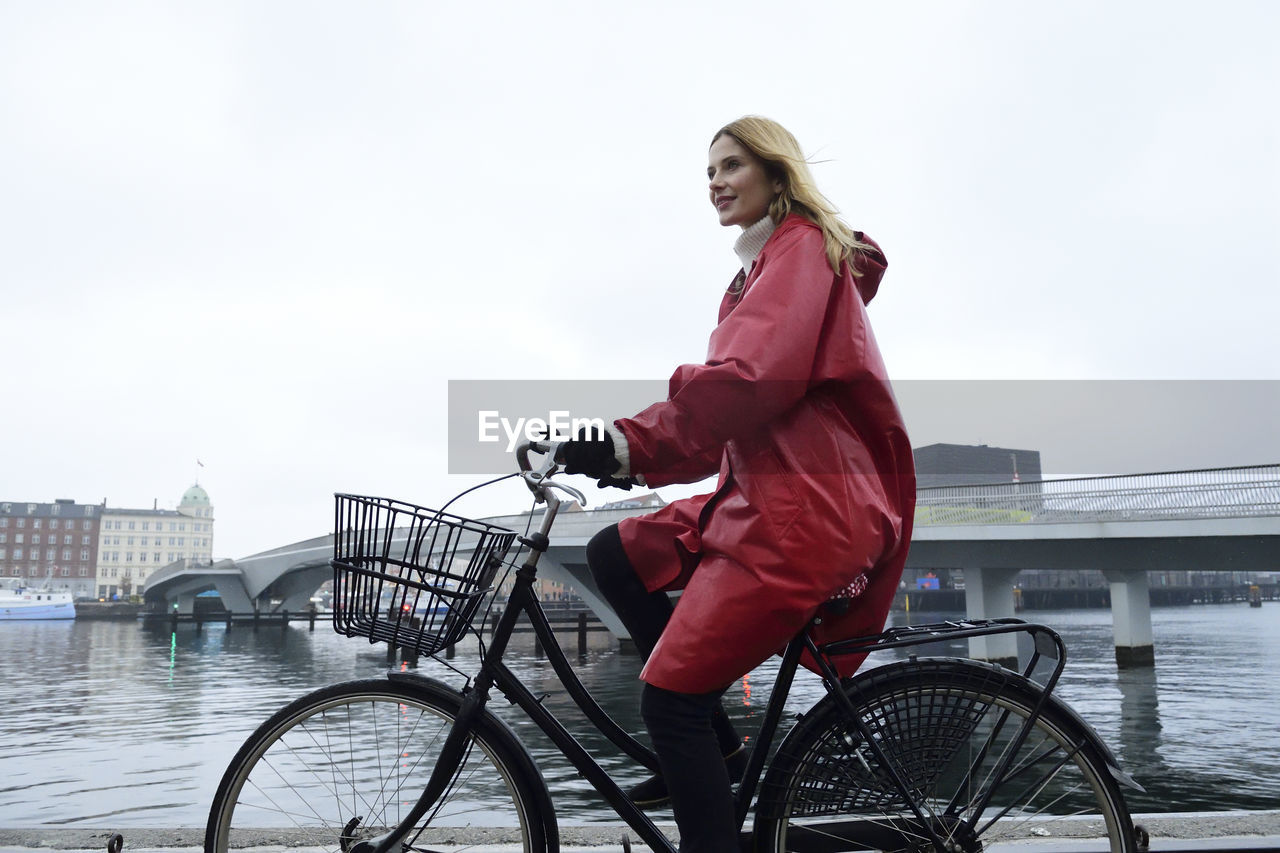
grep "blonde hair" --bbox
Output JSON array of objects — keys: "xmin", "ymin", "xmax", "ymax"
[{"xmin": 713, "ymin": 116, "xmax": 873, "ymax": 274}]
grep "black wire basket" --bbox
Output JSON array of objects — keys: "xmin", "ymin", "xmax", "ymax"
[{"xmin": 331, "ymin": 494, "xmax": 518, "ymax": 656}]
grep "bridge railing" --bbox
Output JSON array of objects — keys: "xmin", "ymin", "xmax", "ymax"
[{"xmin": 914, "ymin": 463, "xmax": 1280, "ymax": 526}]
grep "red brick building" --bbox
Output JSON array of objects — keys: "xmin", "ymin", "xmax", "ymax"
[{"xmin": 0, "ymin": 499, "xmax": 103, "ymax": 598}]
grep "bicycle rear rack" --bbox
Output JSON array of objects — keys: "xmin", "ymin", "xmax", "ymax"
[{"xmin": 821, "ymin": 617, "xmax": 1067, "ymax": 689}]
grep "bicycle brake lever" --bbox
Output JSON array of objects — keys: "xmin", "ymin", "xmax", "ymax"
[{"xmin": 542, "ymin": 478, "xmax": 587, "ymax": 507}]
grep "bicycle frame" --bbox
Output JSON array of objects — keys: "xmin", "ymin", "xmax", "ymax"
[{"xmin": 469, "ymin": 555, "xmax": 811, "ymax": 853}]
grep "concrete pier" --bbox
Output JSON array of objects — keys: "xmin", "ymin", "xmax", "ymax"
[
  {"xmin": 1104, "ymin": 567, "xmax": 1157, "ymax": 667},
  {"xmin": 963, "ymin": 566, "xmax": 1021, "ymax": 668}
]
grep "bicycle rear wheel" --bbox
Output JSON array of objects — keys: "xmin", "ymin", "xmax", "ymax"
[
  {"xmin": 756, "ymin": 659, "xmax": 1137, "ymax": 853},
  {"xmin": 205, "ymin": 676, "xmax": 554, "ymax": 853}
]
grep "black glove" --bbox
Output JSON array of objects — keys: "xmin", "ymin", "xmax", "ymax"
[
  {"xmin": 597, "ymin": 475, "xmax": 639, "ymax": 491},
  {"xmin": 561, "ymin": 426, "xmax": 622, "ymax": 479}
]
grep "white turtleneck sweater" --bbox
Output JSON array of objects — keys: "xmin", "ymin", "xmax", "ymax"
[
  {"xmin": 733, "ymin": 215, "xmax": 778, "ymax": 275},
  {"xmin": 606, "ymin": 216, "xmax": 778, "ymax": 481}
]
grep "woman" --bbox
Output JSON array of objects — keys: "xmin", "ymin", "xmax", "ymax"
[{"xmin": 562, "ymin": 116, "xmax": 915, "ymax": 852}]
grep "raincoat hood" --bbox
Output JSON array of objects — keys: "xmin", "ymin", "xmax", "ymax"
[{"xmin": 849, "ymin": 229, "xmax": 888, "ymax": 305}]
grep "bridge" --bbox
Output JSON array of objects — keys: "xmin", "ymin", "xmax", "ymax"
[
  {"xmin": 144, "ymin": 463, "xmax": 1280, "ymax": 666},
  {"xmin": 905, "ymin": 463, "xmax": 1280, "ymax": 664}
]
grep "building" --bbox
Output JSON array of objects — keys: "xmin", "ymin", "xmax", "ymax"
[
  {"xmin": 96, "ymin": 484, "xmax": 215, "ymax": 600},
  {"xmin": 0, "ymin": 499, "xmax": 104, "ymax": 599},
  {"xmin": 913, "ymin": 443, "xmax": 1042, "ymax": 488}
]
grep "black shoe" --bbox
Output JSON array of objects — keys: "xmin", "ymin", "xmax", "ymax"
[{"xmin": 628, "ymin": 745, "xmax": 749, "ymax": 809}]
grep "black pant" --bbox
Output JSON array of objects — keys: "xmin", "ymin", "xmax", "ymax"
[{"xmin": 587, "ymin": 525, "xmax": 741, "ymax": 852}]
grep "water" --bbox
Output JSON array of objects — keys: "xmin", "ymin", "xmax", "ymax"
[{"xmin": 0, "ymin": 604, "xmax": 1277, "ymax": 826}]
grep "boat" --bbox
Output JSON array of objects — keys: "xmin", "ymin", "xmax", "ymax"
[{"xmin": 0, "ymin": 579, "xmax": 76, "ymax": 620}]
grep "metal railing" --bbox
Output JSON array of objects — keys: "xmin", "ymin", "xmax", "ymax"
[{"xmin": 914, "ymin": 464, "xmax": 1280, "ymax": 526}]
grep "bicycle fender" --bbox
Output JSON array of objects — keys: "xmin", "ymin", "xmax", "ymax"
[
  {"xmin": 1028, "ymin": 678, "xmax": 1145, "ymax": 792},
  {"xmin": 385, "ymin": 670, "xmax": 563, "ymax": 847}
]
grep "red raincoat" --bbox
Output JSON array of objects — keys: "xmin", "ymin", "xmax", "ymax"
[{"xmin": 613, "ymin": 214, "xmax": 915, "ymax": 694}]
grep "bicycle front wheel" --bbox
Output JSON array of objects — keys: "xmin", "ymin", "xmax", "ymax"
[
  {"xmin": 205, "ymin": 676, "xmax": 554, "ymax": 853},
  {"xmin": 757, "ymin": 659, "xmax": 1137, "ymax": 853}
]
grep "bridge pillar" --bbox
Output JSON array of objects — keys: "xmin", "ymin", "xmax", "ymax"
[
  {"xmin": 963, "ymin": 567, "xmax": 1020, "ymax": 668},
  {"xmin": 211, "ymin": 578, "xmax": 255, "ymax": 613},
  {"xmin": 1102, "ymin": 568, "xmax": 1155, "ymax": 667},
  {"xmin": 176, "ymin": 592, "xmax": 197, "ymax": 614}
]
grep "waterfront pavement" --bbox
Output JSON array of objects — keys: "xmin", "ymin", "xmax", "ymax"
[{"xmin": 3, "ymin": 812, "xmax": 1280, "ymax": 853}]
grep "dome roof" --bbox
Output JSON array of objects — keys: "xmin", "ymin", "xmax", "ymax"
[{"xmin": 181, "ymin": 484, "xmax": 211, "ymax": 506}]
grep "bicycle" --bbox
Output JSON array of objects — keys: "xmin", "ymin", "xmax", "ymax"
[{"xmin": 205, "ymin": 440, "xmax": 1145, "ymax": 853}]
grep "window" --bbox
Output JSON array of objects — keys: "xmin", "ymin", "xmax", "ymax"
[
  {"xmin": 127, "ymin": 537, "xmax": 134, "ymax": 546},
  {"xmin": 51, "ymin": 504, "xmax": 61, "ymax": 516},
  {"xmin": 46, "ymin": 549, "xmax": 55, "ymax": 561},
  {"xmin": 169, "ymin": 538, "xmax": 175, "ymax": 546},
  {"xmin": 154, "ymin": 538, "xmax": 161, "ymax": 546},
  {"xmin": 83, "ymin": 520, "xmax": 91, "ymax": 530},
  {"xmin": 33, "ymin": 519, "xmax": 41, "ymax": 529},
  {"xmin": 80, "ymin": 549, "xmax": 89, "ymax": 561},
  {"xmin": 82, "ymin": 536, "xmax": 88, "ymax": 545},
  {"xmin": 61, "ymin": 567, "xmax": 69, "ymax": 577},
  {"xmin": 17, "ymin": 519, "xmax": 24, "ymax": 529},
  {"xmin": 32, "ymin": 535, "xmax": 40, "ymax": 545},
  {"xmin": 125, "ymin": 553, "xmax": 133, "ymax": 562},
  {"xmin": 0, "ymin": 549, "xmax": 5, "ymax": 560},
  {"xmin": 0, "ymin": 503, "xmax": 9, "ymax": 514},
  {"xmin": 83, "ymin": 506, "xmax": 93, "ymax": 517},
  {"xmin": 26, "ymin": 504, "xmax": 36, "ymax": 514},
  {"xmin": 13, "ymin": 549, "xmax": 21, "ymax": 560},
  {"xmin": 63, "ymin": 535, "xmax": 71, "ymax": 545},
  {"xmin": 0, "ymin": 534, "xmax": 5, "ymax": 544},
  {"xmin": 0, "ymin": 518, "xmax": 6, "ymax": 528},
  {"xmin": 178, "ymin": 538, "xmax": 185, "ymax": 546},
  {"xmin": 153, "ymin": 553, "xmax": 160, "ymax": 563},
  {"xmin": 61, "ymin": 549, "xmax": 70, "ymax": 561},
  {"xmin": 142, "ymin": 522, "xmax": 149, "ymax": 531},
  {"xmin": 50, "ymin": 519, "xmax": 59, "ymax": 530},
  {"xmin": 180, "ymin": 523, "xmax": 186, "ymax": 532},
  {"xmin": 15, "ymin": 535, "xmax": 22, "ymax": 545},
  {"xmin": 79, "ymin": 567, "xmax": 87, "ymax": 577},
  {"xmin": 140, "ymin": 553, "xmax": 147, "ymax": 562}
]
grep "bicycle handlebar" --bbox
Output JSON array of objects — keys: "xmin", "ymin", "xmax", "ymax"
[{"xmin": 516, "ymin": 440, "xmax": 588, "ymax": 508}]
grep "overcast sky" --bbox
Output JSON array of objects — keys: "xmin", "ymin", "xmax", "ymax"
[{"xmin": 2, "ymin": 1, "xmax": 1276, "ymax": 559}]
